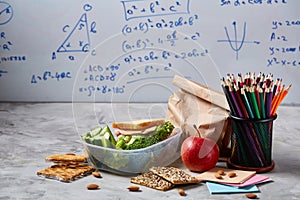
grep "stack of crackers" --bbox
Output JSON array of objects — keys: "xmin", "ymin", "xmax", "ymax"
[
  {"xmin": 130, "ymin": 166, "xmax": 200, "ymax": 191},
  {"xmin": 37, "ymin": 153, "xmax": 95, "ymax": 182}
]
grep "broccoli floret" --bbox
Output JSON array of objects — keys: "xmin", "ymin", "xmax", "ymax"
[
  {"xmin": 125, "ymin": 135, "xmax": 160, "ymax": 150},
  {"xmin": 115, "ymin": 121, "xmax": 175, "ymax": 150},
  {"xmin": 155, "ymin": 121, "xmax": 175, "ymax": 141},
  {"xmin": 125, "ymin": 136, "xmax": 146, "ymax": 150}
]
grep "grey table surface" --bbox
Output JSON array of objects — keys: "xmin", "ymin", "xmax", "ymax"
[{"xmin": 0, "ymin": 103, "xmax": 299, "ymax": 200}]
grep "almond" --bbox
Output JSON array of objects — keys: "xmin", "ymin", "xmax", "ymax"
[
  {"xmin": 87, "ymin": 183, "xmax": 99, "ymax": 190},
  {"xmin": 217, "ymin": 169, "xmax": 225, "ymax": 175},
  {"xmin": 246, "ymin": 193, "xmax": 258, "ymax": 199},
  {"xmin": 178, "ymin": 188, "xmax": 186, "ymax": 196},
  {"xmin": 228, "ymin": 172, "xmax": 237, "ymax": 178},
  {"xmin": 127, "ymin": 185, "xmax": 140, "ymax": 192},
  {"xmin": 215, "ymin": 173, "xmax": 223, "ymax": 179},
  {"xmin": 92, "ymin": 171, "xmax": 102, "ymax": 178}
]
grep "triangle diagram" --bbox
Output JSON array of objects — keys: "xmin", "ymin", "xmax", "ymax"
[{"xmin": 57, "ymin": 13, "xmax": 90, "ymax": 53}]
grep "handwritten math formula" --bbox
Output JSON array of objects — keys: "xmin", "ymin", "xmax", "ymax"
[
  {"xmin": 31, "ymin": 71, "xmax": 72, "ymax": 84},
  {"xmin": 0, "ymin": 0, "xmax": 299, "ymax": 103},
  {"xmin": 268, "ymin": 19, "xmax": 300, "ymax": 67},
  {"xmin": 122, "ymin": 15, "xmax": 199, "ymax": 35},
  {"xmin": 78, "ymin": 46, "xmax": 209, "ymax": 97},
  {"xmin": 77, "ymin": 0, "xmax": 207, "ymax": 97},
  {"xmin": 121, "ymin": 30, "xmax": 201, "ymax": 52},
  {"xmin": 0, "ymin": 9, "xmax": 26, "ymax": 68},
  {"xmin": 220, "ymin": 0, "xmax": 288, "ymax": 7},
  {"xmin": 122, "ymin": 0, "xmax": 190, "ymax": 20}
]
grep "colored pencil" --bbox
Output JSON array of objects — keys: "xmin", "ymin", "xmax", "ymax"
[
  {"xmin": 234, "ymin": 85, "xmax": 249, "ymax": 118},
  {"xmin": 222, "ymin": 72, "xmax": 291, "ymax": 118},
  {"xmin": 249, "ymin": 86, "xmax": 261, "ymax": 119},
  {"xmin": 271, "ymin": 84, "xmax": 291, "ymax": 115},
  {"xmin": 259, "ymin": 88, "xmax": 266, "ymax": 119},
  {"xmin": 265, "ymin": 88, "xmax": 273, "ymax": 118},
  {"xmin": 241, "ymin": 88, "xmax": 254, "ymax": 119},
  {"xmin": 229, "ymin": 86, "xmax": 244, "ymax": 118},
  {"xmin": 221, "ymin": 72, "xmax": 291, "ymax": 167}
]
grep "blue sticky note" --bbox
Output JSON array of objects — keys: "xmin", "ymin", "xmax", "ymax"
[{"xmin": 206, "ymin": 182, "xmax": 259, "ymax": 194}]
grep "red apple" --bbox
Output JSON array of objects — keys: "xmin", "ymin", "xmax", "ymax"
[{"xmin": 181, "ymin": 136, "xmax": 219, "ymax": 172}]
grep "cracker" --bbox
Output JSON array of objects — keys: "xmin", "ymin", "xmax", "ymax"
[
  {"xmin": 45, "ymin": 154, "xmax": 87, "ymax": 163},
  {"xmin": 54, "ymin": 161, "xmax": 87, "ymax": 167},
  {"xmin": 130, "ymin": 171, "xmax": 174, "ymax": 191},
  {"xmin": 37, "ymin": 163, "xmax": 95, "ymax": 182},
  {"xmin": 149, "ymin": 166, "xmax": 200, "ymax": 185}
]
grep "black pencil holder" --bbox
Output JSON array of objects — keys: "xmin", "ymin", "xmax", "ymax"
[{"xmin": 227, "ymin": 114, "xmax": 277, "ymax": 173}]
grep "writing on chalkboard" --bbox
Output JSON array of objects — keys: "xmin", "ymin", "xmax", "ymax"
[
  {"xmin": 0, "ymin": 3, "xmax": 27, "ymax": 66},
  {"xmin": 0, "ymin": 55, "xmax": 26, "ymax": 64},
  {"xmin": 78, "ymin": 41, "xmax": 209, "ymax": 97},
  {"xmin": 220, "ymin": 0, "xmax": 288, "ymax": 7},
  {"xmin": 267, "ymin": 18, "xmax": 300, "ymax": 67},
  {"xmin": 267, "ymin": 57, "xmax": 300, "ymax": 67},
  {"xmin": 79, "ymin": 85, "xmax": 125, "ymax": 97},
  {"xmin": 272, "ymin": 19, "xmax": 300, "ymax": 30},
  {"xmin": 31, "ymin": 71, "xmax": 71, "ymax": 84},
  {"xmin": 269, "ymin": 46, "xmax": 299, "ymax": 55},
  {"xmin": 127, "ymin": 64, "xmax": 172, "ymax": 80},
  {"xmin": 122, "ymin": 15, "xmax": 198, "ymax": 35},
  {"xmin": 123, "ymin": 49, "xmax": 208, "ymax": 65},
  {"xmin": 84, "ymin": 65, "xmax": 119, "ymax": 83},
  {"xmin": 75, "ymin": 0, "xmax": 207, "ymax": 98},
  {"xmin": 1, "ymin": 0, "xmax": 299, "ymax": 104},
  {"xmin": 217, "ymin": 21, "xmax": 260, "ymax": 60},
  {"xmin": 80, "ymin": 63, "xmax": 124, "ymax": 96},
  {"xmin": 0, "ymin": 70, "xmax": 8, "ymax": 77},
  {"xmin": 0, "ymin": 32, "xmax": 13, "ymax": 51},
  {"xmin": 122, "ymin": 0, "xmax": 190, "ymax": 20},
  {"xmin": 0, "ymin": 1, "xmax": 13, "ymax": 25},
  {"xmin": 52, "ymin": 3, "xmax": 97, "ymax": 61}
]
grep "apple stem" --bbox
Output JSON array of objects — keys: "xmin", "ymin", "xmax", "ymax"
[{"xmin": 193, "ymin": 124, "xmax": 202, "ymax": 138}]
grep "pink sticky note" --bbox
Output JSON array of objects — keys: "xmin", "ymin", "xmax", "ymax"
[{"xmin": 224, "ymin": 174, "xmax": 272, "ymax": 188}]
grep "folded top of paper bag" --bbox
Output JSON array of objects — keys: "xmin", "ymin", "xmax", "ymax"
[{"xmin": 172, "ymin": 75, "xmax": 230, "ymax": 110}]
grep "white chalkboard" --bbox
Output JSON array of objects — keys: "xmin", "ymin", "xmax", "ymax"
[{"xmin": 0, "ymin": 0, "xmax": 299, "ymax": 104}]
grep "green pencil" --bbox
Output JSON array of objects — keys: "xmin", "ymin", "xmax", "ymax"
[
  {"xmin": 259, "ymin": 88, "xmax": 266, "ymax": 119},
  {"xmin": 249, "ymin": 86, "xmax": 261, "ymax": 119},
  {"xmin": 241, "ymin": 88, "xmax": 254, "ymax": 119}
]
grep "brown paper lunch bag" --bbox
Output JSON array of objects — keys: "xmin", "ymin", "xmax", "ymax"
[{"xmin": 166, "ymin": 75, "xmax": 232, "ymax": 158}]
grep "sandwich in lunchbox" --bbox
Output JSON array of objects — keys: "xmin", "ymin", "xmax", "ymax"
[
  {"xmin": 112, "ymin": 118, "xmax": 166, "ymax": 136},
  {"xmin": 82, "ymin": 119, "xmax": 179, "ymax": 150},
  {"xmin": 112, "ymin": 119, "xmax": 179, "ymax": 150}
]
